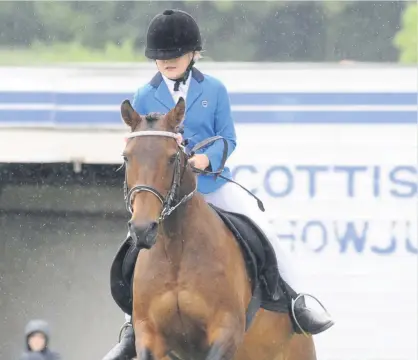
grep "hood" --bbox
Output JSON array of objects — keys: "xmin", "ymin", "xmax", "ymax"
[
  {"xmin": 24, "ymin": 319, "xmax": 50, "ymax": 350},
  {"xmin": 25, "ymin": 319, "xmax": 50, "ymax": 339}
]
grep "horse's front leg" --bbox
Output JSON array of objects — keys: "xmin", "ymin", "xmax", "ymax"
[
  {"xmin": 206, "ymin": 311, "xmax": 245, "ymax": 360},
  {"xmin": 133, "ymin": 320, "xmax": 167, "ymax": 360}
]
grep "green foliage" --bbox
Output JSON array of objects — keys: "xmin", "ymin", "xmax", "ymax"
[
  {"xmin": 331, "ymin": 2, "xmax": 405, "ymax": 62},
  {"xmin": 0, "ymin": 40, "xmax": 145, "ymax": 65},
  {"xmin": 0, "ymin": 1, "xmax": 409, "ymax": 63},
  {"xmin": 394, "ymin": 3, "xmax": 417, "ymax": 63}
]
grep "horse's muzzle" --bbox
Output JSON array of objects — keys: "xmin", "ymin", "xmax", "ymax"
[{"xmin": 128, "ymin": 220, "xmax": 158, "ymax": 249}]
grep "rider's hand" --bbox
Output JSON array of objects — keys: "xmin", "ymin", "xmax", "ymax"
[{"xmin": 189, "ymin": 154, "xmax": 210, "ymax": 171}]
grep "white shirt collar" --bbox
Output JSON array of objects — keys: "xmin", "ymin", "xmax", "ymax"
[{"xmin": 162, "ymin": 73, "xmax": 191, "ymax": 103}]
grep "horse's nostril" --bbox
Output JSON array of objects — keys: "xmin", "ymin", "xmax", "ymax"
[
  {"xmin": 129, "ymin": 221, "xmax": 156, "ymax": 234},
  {"xmin": 149, "ymin": 221, "xmax": 158, "ymax": 231},
  {"xmin": 128, "ymin": 220, "xmax": 159, "ymax": 249}
]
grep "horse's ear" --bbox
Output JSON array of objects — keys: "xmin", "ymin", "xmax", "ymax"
[
  {"xmin": 167, "ymin": 97, "xmax": 185, "ymax": 129},
  {"xmin": 121, "ymin": 100, "xmax": 141, "ymax": 130}
]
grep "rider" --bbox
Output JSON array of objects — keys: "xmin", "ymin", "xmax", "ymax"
[{"xmin": 103, "ymin": 9, "xmax": 334, "ymax": 360}]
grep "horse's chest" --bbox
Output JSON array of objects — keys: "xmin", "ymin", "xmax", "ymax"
[{"xmin": 135, "ymin": 243, "xmax": 223, "ymax": 290}]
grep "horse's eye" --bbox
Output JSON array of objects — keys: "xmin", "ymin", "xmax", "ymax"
[
  {"xmin": 168, "ymin": 154, "xmax": 177, "ymax": 165},
  {"xmin": 122, "ymin": 155, "xmax": 128, "ymax": 163}
]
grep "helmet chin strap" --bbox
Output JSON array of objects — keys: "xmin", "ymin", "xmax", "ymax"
[{"xmin": 173, "ymin": 54, "xmax": 195, "ymax": 91}]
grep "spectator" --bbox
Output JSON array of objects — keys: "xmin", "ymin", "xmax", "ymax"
[
  {"xmin": 20, "ymin": 353, "xmax": 44, "ymax": 360},
  {"xmin": 20, "ymin": 319, "xmax": 61, "ymax": 360}
]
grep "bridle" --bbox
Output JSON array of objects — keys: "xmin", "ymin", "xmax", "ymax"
[
  {"xmin": 123, "ymin": 130, "xmax": 195, "ymax": 223},
  {"xmin": 122, "ymin": 129, "xmax": 266, "ymax": 224}
]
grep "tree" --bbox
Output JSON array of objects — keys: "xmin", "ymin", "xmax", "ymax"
[
  {"xmin": 394, "ymin": 3, "xmax": 417, "ymax": 63},
  {"xmin": 0, "ymin": 1, "xmax": 409, "ymax": 63}
]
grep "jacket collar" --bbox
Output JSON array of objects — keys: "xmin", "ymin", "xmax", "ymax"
[{"xmin": 150, "ymin": 68, "xmax": 204, "ymax": 112}]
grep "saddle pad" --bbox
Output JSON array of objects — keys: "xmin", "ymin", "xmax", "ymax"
[{"xmin": 208, "ymin": 204, "xmax": 289, "ymax": 312}]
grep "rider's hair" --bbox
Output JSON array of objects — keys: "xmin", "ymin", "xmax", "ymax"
[{"xmin": 193, "ymin": 51, "xmax": 202, "ymax": 62}]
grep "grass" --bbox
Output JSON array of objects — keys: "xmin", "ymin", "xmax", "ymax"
[{"xmin": 0, "ymin": 40, "xmax": 147, "ymax": 65}]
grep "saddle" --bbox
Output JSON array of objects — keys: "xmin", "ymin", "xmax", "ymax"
[{"xmin": 110, "ymin": 204, "xmax": 290, "ymax": 328}]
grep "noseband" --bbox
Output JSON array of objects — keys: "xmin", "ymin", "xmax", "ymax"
[{"xmin": 123, "ymin": 130, "xmax": 196, "ymax": 223}]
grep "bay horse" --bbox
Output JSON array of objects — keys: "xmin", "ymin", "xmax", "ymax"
[{"xmin": 120, "ymin": 97, "xmax": 317, "ymax": 360}]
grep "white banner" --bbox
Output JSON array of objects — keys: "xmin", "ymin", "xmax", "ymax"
[{"xmin": 227, "ymin": 124, "xmax": 417, "ymax": 360}]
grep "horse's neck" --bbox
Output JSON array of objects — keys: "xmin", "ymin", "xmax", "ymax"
[
  {"xmin": 160, "ymin": 168, "xmax": 220, "ymax": 246},
  {"xmin": 157, "ymin": 194, "xmax": 231, "ymax": 269},
  {"xmin": 161, "ymin": 194, "xmax": 213, "ymax": 241}
]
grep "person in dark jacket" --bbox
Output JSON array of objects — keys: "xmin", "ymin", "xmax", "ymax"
[
  {"xmin": 20, "ymin": 319, "xmax": 61, "ymax": 360},
  {"xmin": 20, "ymin": 353, "xmax": 45, "ymax": 360}
]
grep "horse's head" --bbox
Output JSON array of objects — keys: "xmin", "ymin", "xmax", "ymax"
[{"xmin": 120, "ymin": 97, "xmax": 196, "ymax": 248}]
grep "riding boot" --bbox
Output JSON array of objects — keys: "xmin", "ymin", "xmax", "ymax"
[
  {"xmin": 291, "ymin": 294, "xmax": 335, "ymax": 335},
  {"xmin": 102, "ymin": 321, "xmax": 137, "ymax": 360},
  {"xmin": 280, "ymin": 280, "xmax": 335, "ymax": 335}
]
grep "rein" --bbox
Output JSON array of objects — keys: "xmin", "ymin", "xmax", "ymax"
[{"xmin": 123, "ymin": 130, "xmax": 265, "ymax": 223}]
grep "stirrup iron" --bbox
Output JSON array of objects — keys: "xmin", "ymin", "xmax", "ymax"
[{"xmin": 118, "ymin": 321, "xmax": 132, "ymax": 342}]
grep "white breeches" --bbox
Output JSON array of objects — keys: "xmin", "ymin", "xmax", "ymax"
[
  {"xmin": 124, "ymin": 182, "xmax": 301, "ymax": 322},
  {"xmin": 204, "ymin": 182, "xmax": 300, "ymax": 291}
]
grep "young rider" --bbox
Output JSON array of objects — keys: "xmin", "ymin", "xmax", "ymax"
[{"xmin": 103, "ymin": 9, "xmax": 334, "ymax": 360}]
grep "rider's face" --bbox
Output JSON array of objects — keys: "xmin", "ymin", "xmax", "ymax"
[{"xmin": 156, "ymin": 52, "xmax": 194, "ymax": 80}]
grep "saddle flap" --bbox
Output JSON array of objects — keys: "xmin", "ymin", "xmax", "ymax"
[{"xmin": 208, "ymin": 204, "xmax": 281, "ymax": 301}]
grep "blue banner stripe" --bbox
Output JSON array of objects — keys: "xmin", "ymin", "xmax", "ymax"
[
  {"xmin": 0, "ymin": 92, "xmax": 54, "ymax": 104},
  {"xmin": 1, "ymin": 110, "xmax": 416, "ymax": 124},
  {"xmin": 233, "ymin": 111, "xmax": 417, "ymax": 124},
  {"xmin": 1, "ymin": 91, "xmax": 417, "ymax": 106},
  {"xmin": 0, "ymin": 110, "xmax": 52, "ymax": 123},
  {"xmin": 230, "ymin": 93, "xmax": 418, "ymax": 106},
  {"xmin": 55, "ymin": 111, "xmax": 120, "ymax": 124}
]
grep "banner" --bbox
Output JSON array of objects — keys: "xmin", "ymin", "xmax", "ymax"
[
  {"xmin": 227, "ymin": 124, "xmax": 417, "ymax": 256},
  {"xmin": 224, "ymin": 124, "xmax": 417, "ymax": 359}
]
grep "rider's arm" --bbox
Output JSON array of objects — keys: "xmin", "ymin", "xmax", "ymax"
[{"xmin": 201, "ymin": 82, "xmax": 237, "ymax": 172}]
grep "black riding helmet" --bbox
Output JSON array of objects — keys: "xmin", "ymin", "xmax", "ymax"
[{"xmin": 145, "ymin": 9, "xmax": 202, "ymax": 60}]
